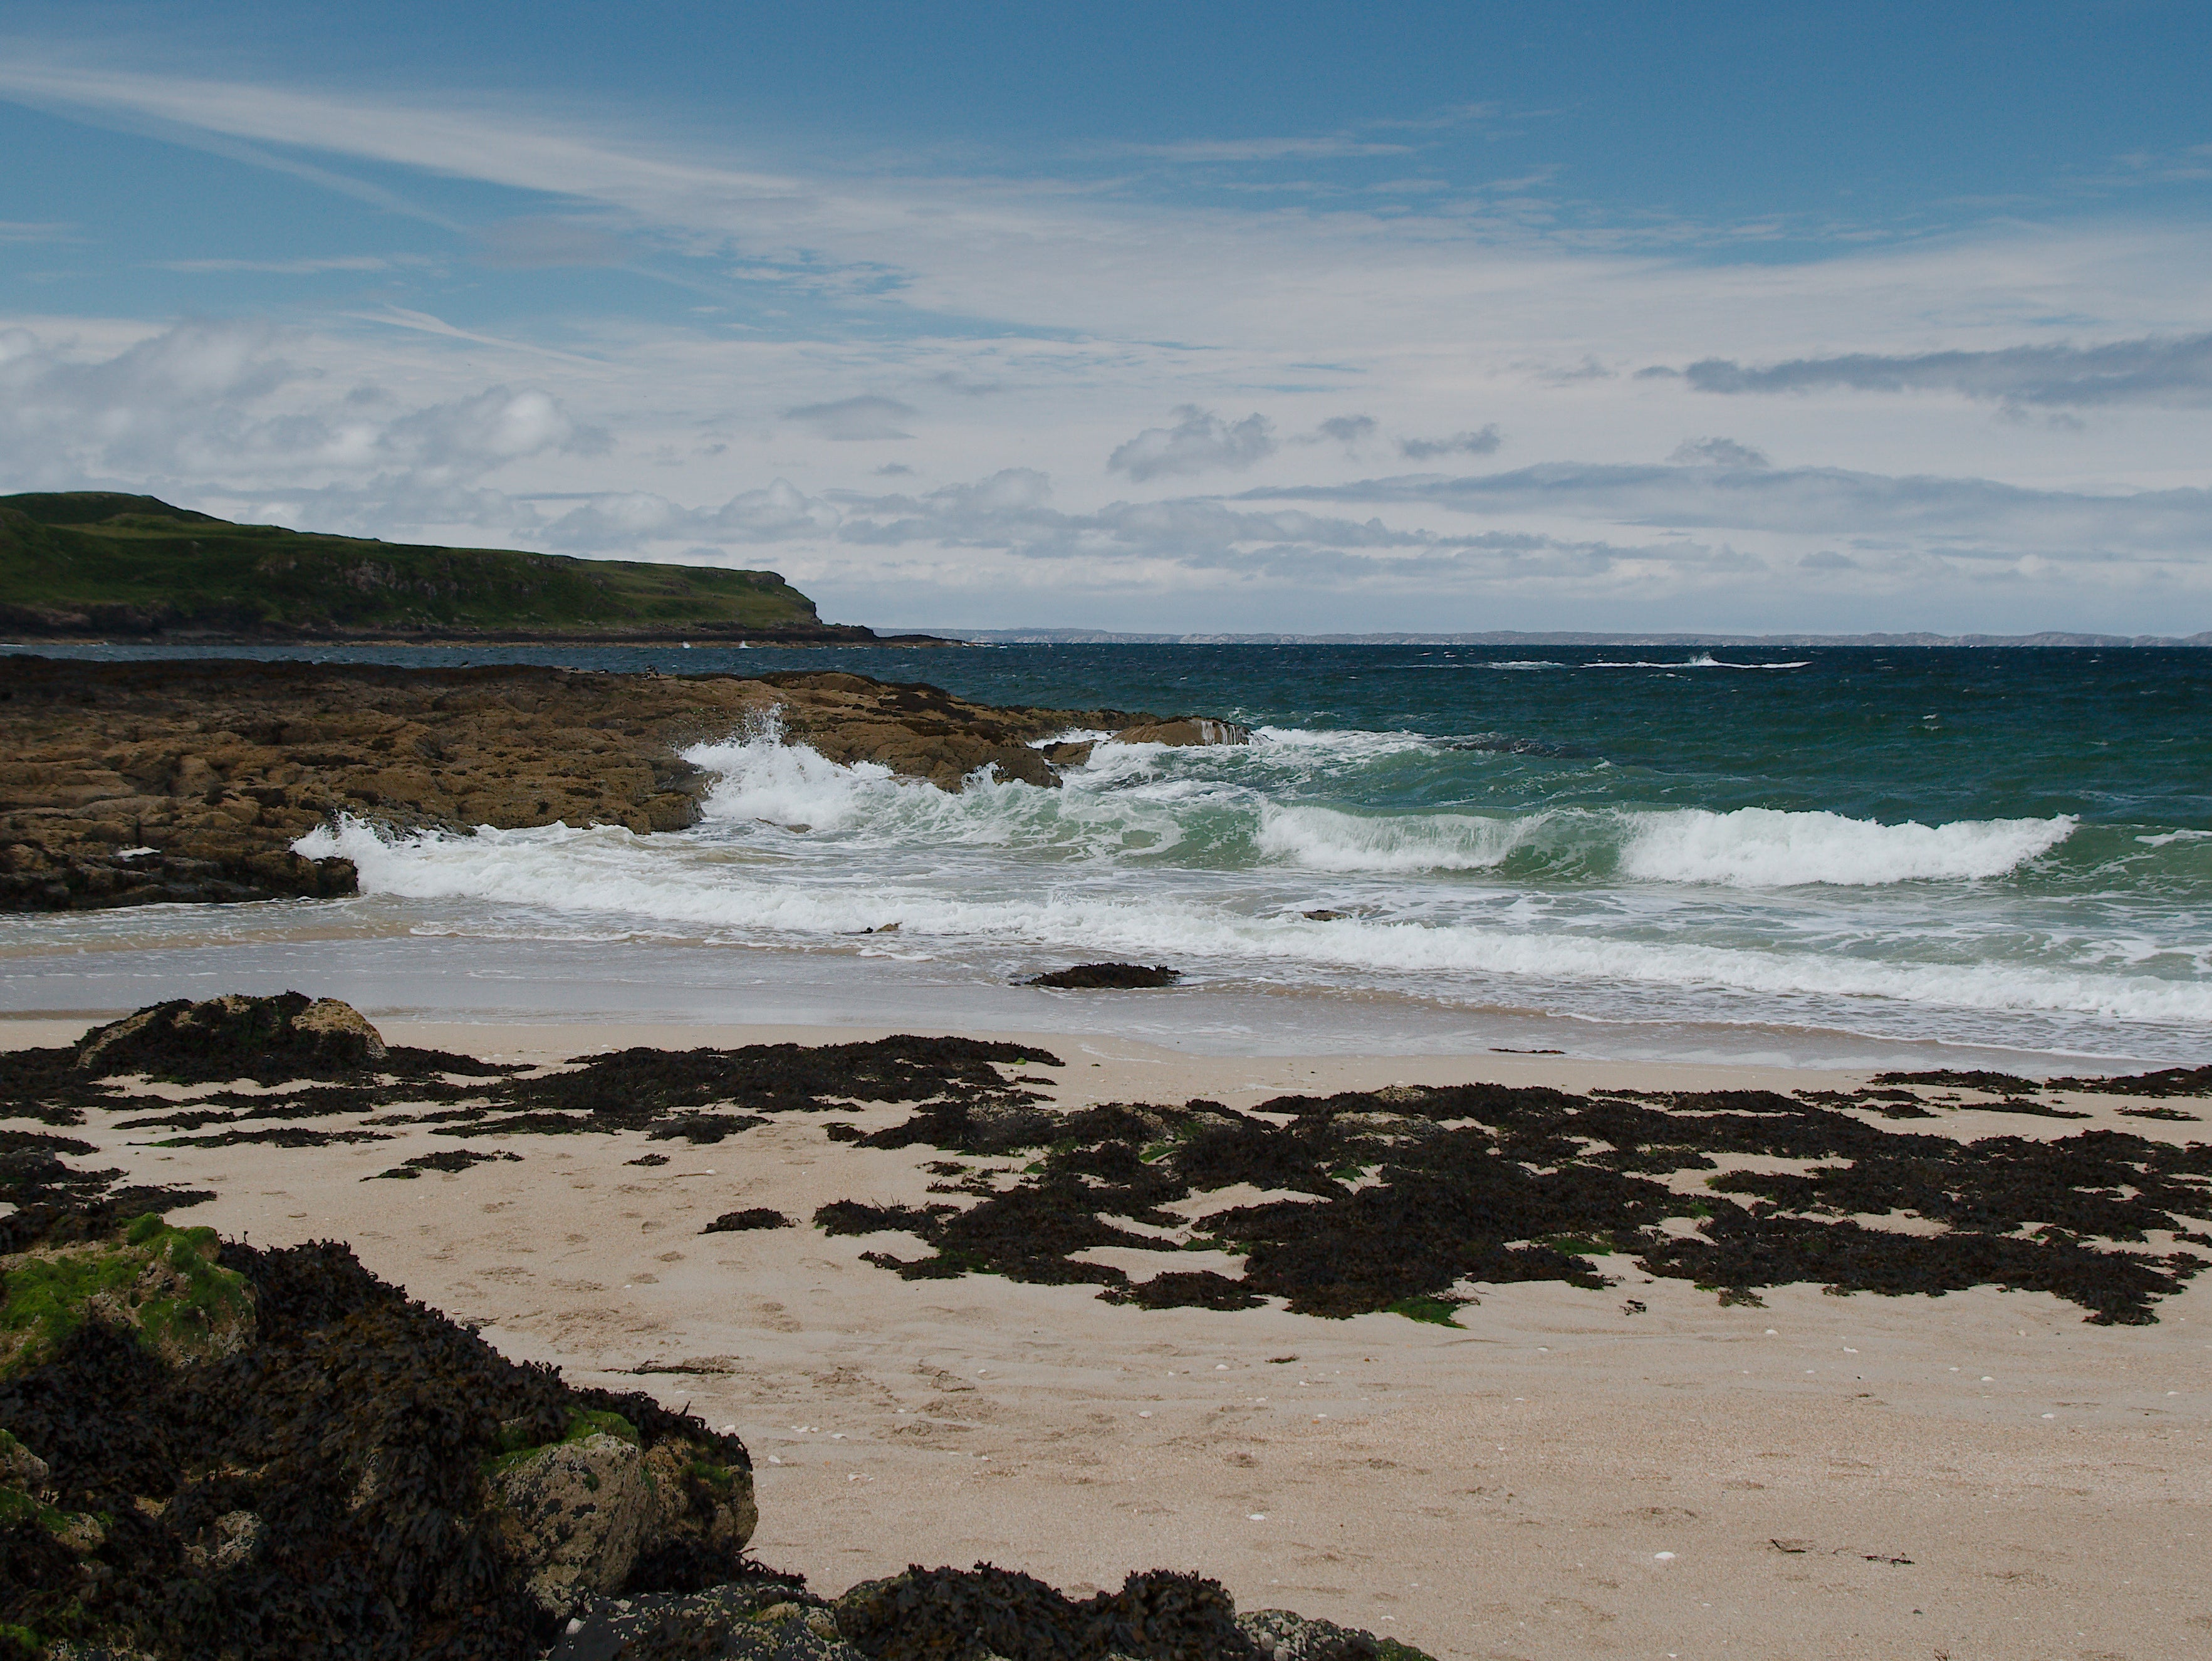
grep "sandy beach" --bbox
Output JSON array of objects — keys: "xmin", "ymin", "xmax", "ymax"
[{"xmin": 11, "ymin": 1013, "xmax": 2206, "ymax": 1661}]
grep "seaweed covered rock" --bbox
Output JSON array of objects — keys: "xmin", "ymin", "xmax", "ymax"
[
  {"xmin": 71, "ymin": 992, "xmax": 386, "ymax": 1085},
  {"xmin": 0, "ymin": 1212, "xmax": 254, "ymax": 1378},
  {"xmin": 548, "ymin": 1566, "xmax": 1432, "ymax": 1661},
  {"xmin": 1025, "ymin": 964, "xmax": 1181, "ymax": 990},
  {"xmin": 827, "ymin": 1565, "xmax": 1412, "ymax": 1661},
  {"xmin": 0, "ymin": 1207, "xmax": 758, "ymax": 1660},
  {"xmin": 491, "ymin": 1425, "xmax": 657, "ymax": 1613},
  {"xmin": 548, "ymin": 1578, "xmax": 842, "ymax": 1661}
]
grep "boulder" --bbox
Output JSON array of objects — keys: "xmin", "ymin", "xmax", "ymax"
[
  {"xmin": 72, "ymin": 991, "xmax": 386, "ymax": 1084},
  {"xmin": 1241, "ymin": 1609, "xmax": 1399, "ymax": 1661},
  {"xmin": 488, "ymin": 1418, "xmax": 760, "ymax": 1618},
  {"xmin": 489, "ymin": 1430, "xmax": 657, "ymax": 1615}
]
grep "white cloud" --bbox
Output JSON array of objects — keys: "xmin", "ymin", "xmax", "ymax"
[
  {"xmin": 3, "ymin": 56, "xmax": 2212, "ymax": 630},
  {"xmin": 0, "ymin": 320, "xmax": 602, "ymax": 494},
  {"xmin": 1108, "ymin": 407, "xmax": 1275, "ymax": 481}
]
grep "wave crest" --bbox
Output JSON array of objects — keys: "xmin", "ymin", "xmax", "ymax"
[{"xmin": 1258, "ymin": 802, "xmax": 2075, "ymax": 886}]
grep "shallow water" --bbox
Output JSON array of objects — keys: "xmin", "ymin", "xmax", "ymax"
[{"xmin": 7, "ymin": 641, "xmax": 2208, "ymax": 1066}]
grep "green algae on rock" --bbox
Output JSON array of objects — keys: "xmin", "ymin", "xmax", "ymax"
[{"xmin": 0, "ymin": 1213, "xmax": 254, "ymax": 1378}]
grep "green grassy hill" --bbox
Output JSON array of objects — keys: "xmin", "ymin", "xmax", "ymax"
[{"xmin": 0, "ymin": 492, "xmax": 868, "ymax": 641}]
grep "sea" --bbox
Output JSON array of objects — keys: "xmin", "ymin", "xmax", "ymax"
[{"xmin": 7, "ymin": 642, "xmax": 2209, "ymax": 1072}]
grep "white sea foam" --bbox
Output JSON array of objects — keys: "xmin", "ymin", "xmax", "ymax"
[
  {"xmin": 1255, "ymin": 804, "xmax": 1538, "ymax": 872},
  {"xmin": 286, "ymin": 716, "xmax": 2196, "ymax": 1045},
  {"xmin": 1255, "ymin": 800, "xmax": 2074, "ymax": 886},
  {"xmin": 1617, "ymin": 806, "xmax": 2076, "ymax": 887},
  {"xmin": 293, "ymin": 813, "xmax": 2212, "ymax": 1029},
  {"xmin": 1583, "ymin": 654, "xmax": 1810, "ymax": 669}
]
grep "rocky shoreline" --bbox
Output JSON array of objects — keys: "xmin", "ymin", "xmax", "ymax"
[{"xmin": 0, "ymin": 657, "xmax": 1248, "ymax": 912}]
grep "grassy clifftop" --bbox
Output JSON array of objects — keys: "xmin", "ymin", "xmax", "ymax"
[{"xmin": 0, "ymin": 492, "xmax": 875, "ymax": 641}]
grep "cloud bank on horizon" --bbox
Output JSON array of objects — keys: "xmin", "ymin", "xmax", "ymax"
[{"xmin": 1, "ymin": 1, "xmax": 2209, "ymax": 635}]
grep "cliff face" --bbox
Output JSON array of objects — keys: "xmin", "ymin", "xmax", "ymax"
[{"xmin": 0, "ymin": 657, "xmax": 1240, "ymax": 910}]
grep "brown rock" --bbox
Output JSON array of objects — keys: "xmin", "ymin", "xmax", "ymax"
[
  {"xmin": 1113, "ymin": 717, "xmax": 1253, "ymax": 747},
  {"xmin": 0, "ymin": 657, "xmax": 1241, "ymax": 911}
]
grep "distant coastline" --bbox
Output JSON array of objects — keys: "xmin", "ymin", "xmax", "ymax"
[{"xmin": 912, "ymin": 627, "xmax": 2212, "ymax": 648}]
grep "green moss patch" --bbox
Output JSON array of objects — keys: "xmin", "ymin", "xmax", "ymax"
[
  {"xmin": 1, "ymin": 1213, "xmax": 253, "ymax": 1377},
  {"xmin": 1387, "ymin": 1295, "xmax": 1464, "ymax": 1327}
]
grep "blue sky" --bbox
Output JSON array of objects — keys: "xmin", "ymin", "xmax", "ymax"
[{"xmin": 3, "ymin": 1, "xmax": 2210, "ymax": 632}]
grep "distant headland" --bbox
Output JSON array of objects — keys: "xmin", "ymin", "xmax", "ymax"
[{"xmin": 0, "ymin": 491, "xmax": 942, "ymax": 646}]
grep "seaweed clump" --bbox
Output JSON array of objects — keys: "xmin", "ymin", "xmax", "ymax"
[
  {"xmin": 0, "ymin": 1202, "xmax": 758, "ymax": 1660},
  {"xmin": 8, "ymin": 995, "xmax": 1060, "ymax": 1162},
  {"xmin": 822, "ymin": 1080, "xmax": 2212, "ymax": 1326},
  {"xmin": 703, "ymin": 1209, "xmax": 793, "ymax": 1234},
  {"xmin": 1026, "ymin": 963, "xmax": 1181, "ymax": 989}
]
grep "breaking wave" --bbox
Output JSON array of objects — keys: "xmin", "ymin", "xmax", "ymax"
[{"xmin": 1256, "ymin": 802, "xmax": 2074, "ymax": 886}]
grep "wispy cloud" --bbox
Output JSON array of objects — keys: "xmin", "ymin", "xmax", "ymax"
[
  {"xmin": 347, "ymin": 305, "xmax": 602, "ymax": 364},
  {"xmin": 1256, "ymin": 461, "xmax": 2212, "ymax": 559},
  {"xmin": 1399, "ymin": 426, "xmax": 1502, "ymax": 461},
  {"xmin": 1108, "ymin": 407, "xmax": 1276, "ymax": 481},
  {"xmin": 0, "ymin": 220, "xmax": 76, "ymax": 244},
  {"xmin": 782, "ymin": 395, "xmax": 917, "ymax": 441},
  {"xmin": 1669, "ymin": 436, "xmax": 1770, "ymax": 468},
  {"xmin": 1651, "ymin": 331, "xmax": 2212, "ymax": 409},
  {"xmin": 1308, "ymin": 414, "xmax": 1376, "ymax": 451},
  {"xmin": 1121, "ymin": 137, "xmax": 1414, "ymax": 163},
  {"xmin": 158, "ymin": 254, "xmax": 425, "ymax": 274},
  {"xmin": 476, "ymin": 217, "xmax": 627, "ymax": 268}
]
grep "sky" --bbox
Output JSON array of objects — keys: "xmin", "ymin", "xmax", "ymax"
[{"xmin": 3, "ymin": 1, "xmax": 2211, "ymax": 634}]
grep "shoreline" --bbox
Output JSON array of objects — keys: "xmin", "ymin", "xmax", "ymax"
[{"xmin": 9, "ymin": 1009, "xmax": 2208, "ymax": 1660}]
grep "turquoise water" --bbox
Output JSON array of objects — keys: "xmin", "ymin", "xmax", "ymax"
[{"xmin": 13, "ymin": 643, "xmax": 2212, "ymax": 1062}]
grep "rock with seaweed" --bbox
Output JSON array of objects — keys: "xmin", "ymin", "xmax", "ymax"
[
  {"xmin": 0, "ymin": 1199, "xmax": 758, "ymax": 1660},
  {"xmin": 1025, "ymin": 963, "xmax": 1182, "ymax": 990},
  {"xmin": 548, "ymin": 1564, "xmax": 1427, "ymax": 1661}
]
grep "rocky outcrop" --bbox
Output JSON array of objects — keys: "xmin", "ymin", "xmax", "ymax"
[
  {"xmin": 72, "ymin": 992, "xmax": 386, "ymax": 1083},
  {"xmin": 0, "ymin": 656, "xmax": 1246, "ymax": 910},
  {"xmin": 547, "ymin": 1566, "xmax": 1426, "ymax": 1661},
  {"xmin": 0, "ymin": 1209, "xmax": 762, "ymax": 1660}
]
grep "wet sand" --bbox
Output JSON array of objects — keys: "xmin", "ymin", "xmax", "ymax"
[{"xmin": 10, "ymin": 1016, "xmax": 2209, "ymax": 1660}]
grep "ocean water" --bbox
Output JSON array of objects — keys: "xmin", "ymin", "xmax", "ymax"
[{"xmin": 8, "ymin": 642, "xmax": 2210, "ymax": 1067}]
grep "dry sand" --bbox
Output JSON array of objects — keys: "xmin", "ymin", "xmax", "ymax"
[{"xmin": 10, "ymin": 1015, "xmax": 2208, "ymax": 1661}]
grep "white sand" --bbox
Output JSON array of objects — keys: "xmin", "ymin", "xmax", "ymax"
[{"xmin": 11, "ymin": 1016, "xmax": 2209, "ymax": 1660}]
